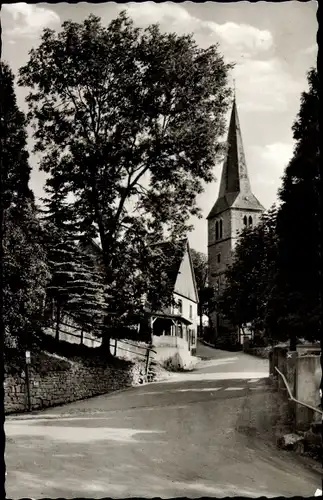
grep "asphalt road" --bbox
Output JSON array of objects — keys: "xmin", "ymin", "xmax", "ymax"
[{"xmin": 5, "ymin": 342, "xmax": 322, "ymax": 498}]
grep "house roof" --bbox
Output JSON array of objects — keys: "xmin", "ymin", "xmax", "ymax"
[
  {"xmin": 152, "ymin": 238, "xmax": 199, "ymax": 302},
  {"xmin": 151, "ymin": 238, "xmax": 187, "ymax": 289},
  {"xmin": 143, "ymin": 310, "xmax": 193, "ymax": 325},
  {"xmin": 80, "ymin": 236, "xmax": 199, "ymax": 302}
]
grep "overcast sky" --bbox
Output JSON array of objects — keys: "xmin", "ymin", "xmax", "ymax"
[{"xmin": 2, "ymin": 1, "xmax": 317, "ymax": 253}]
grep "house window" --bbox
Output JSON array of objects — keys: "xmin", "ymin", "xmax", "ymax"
[
  {"xmin": 249, "ymin": 216, "xmax": 253, "ymax": 226},
  {"xmin": 189, "ymin": 305, "xmax": 193, "ymax": 319},
  {"xmin": 215, "ymin": 221, "xmax": 219, "ymax": 240},
  {"xmin": 243, "ymin": 215, "xmax": 247, "ymax": 226},
  {"xmin": 219, "ymin": 219, "xmax": 223, "ymax": 239},
  {"xmin": 217, "ymin": 254, "xmax": 221, "ymax": 263},
  {"xmin": 178, "ymin": 299, "xmax": 183, "ymax": 314}
]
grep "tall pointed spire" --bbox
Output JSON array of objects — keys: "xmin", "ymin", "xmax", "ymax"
[
  {"xmin": 218, "ymin": 97, "xmax": 252, "ymax": 198},
  {"xmin": 207, "ymin": 97, "xmax": 264, "ymax": 219}
]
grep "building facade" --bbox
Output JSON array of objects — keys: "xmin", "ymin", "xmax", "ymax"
[
  {"xmin": 207, "ymin": 98, "xmax": 265, "ymax": 344},
  {"xmin": 148, "ymin": 239, "xmax": 199, "ymax": 355}
]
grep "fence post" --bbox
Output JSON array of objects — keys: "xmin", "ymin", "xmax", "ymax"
[
  {"xmin": 25, "ymin": 350, "xmax": 31, "ymax": 412},
  {"xmin": 114, "ymin": 339, "xmax": 117, "ymax": 356},
  {"xmin": 145, "ymin": 348, "xmax": 150, "ymax": 376}
]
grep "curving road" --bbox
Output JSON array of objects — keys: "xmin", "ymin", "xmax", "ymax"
[{"xmin": 5, "ymin": 342, "xmax": 322, "ymax": 498}]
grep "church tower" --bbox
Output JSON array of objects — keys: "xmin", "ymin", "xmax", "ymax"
[{"xmin": 207, "ymin": 98, "xmax": 264, "ymax": 343}]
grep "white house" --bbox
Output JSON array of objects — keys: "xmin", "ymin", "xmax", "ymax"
[{"xmin": 146, "ymin": 238, "xmax": 199, "ymax": 355}]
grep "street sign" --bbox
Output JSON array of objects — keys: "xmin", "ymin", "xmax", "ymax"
[{"xmin": 25, "ymin": 350, "xmax": 31, "ymax": 364}]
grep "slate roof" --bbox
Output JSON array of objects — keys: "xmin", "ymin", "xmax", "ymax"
[
  {"xmin": 207, "ymin": 192, "xmax": 264, "ymax": 219},
  {"xmin": 207, "ymin": 98, "xmax": 265, "ymax": 219}
]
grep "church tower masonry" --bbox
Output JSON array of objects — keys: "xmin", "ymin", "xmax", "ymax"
[{"xmin": 207, "ymin": 98, "xmax": 264, "ymax": 343}]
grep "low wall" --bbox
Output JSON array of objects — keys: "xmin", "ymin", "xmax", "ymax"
[
  {"xmin": 4, "ymin": 353, "xmax": 145, "ymax": 415},
  {"xmin": 152, "ymin": 335, "xmax": 197, "ymax": 370},
  {"xmin": 152, "ymin": 335, "xmax": 188, "ymax": 363},
  {"xmin": 153, "ymin": 335, "xmax": 188, "ymax": 348}
]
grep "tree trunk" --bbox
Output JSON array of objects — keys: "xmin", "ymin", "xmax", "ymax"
[
  {"xmin": 55, "ymin": 302, "xmax": 61, "ymax": 342},
  {"xmin": 100, "ymin": 312, "xmax": 113, "ymax": 356},
  {"xmin": 289, "ymin": 331, "xmax": 297, "ymax": 351},
  {"xmin": 101, "ymin": 330, "xmax": 112, "ymax": 356}
]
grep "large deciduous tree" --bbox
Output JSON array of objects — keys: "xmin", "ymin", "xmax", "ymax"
[{"xmin": 18, "ymin": 12, "xmax": 232, "ymax": 346}]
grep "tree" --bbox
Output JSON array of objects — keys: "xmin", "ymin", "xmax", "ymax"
[
  {"xmin": 0, "ymin": 62, "xmax": 50, "ymax": 350},
  {"xmin": 3, "ymin": 201, "xmax": 50, "ymax": 350},
  {"xmin": 190, "ymin": 248, "xmax": 210, "ymax": 336},
  {"xmin": 218, "ymin": 205, "xmax": 280, "ymax": 344},
  {"xmin": 277, "ymin": 67, "xmax": 320, "ymax": 347},
  {"xmin": 219, "ymin": 69, "xmax": 321, "ymax": 351},
  {"xmin": 190, "ymin": 249, "xmax": 208, "ymax": 292},
  {"xmin": 18, "ymin": 13, "xmax": 233, "ymax": 349},
  {"xmin": 42, "ymin": 220, "xmax": 109, "ymax": 341},
  {"xmin": 0, "ymin": 62, "xmax": 33, "ymax": 210}
]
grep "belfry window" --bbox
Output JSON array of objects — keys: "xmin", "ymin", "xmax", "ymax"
[
  {"xmin": 215, "ymin": 221, "xmax": 219, "ymax": 240},
  {"xmin": 243, "ymin": 215, "xmax": 247, "ymax": 226},
  {"xmin": 219, "ymin": 219, "xmax": 223, "ymax": 239},
  {"xmin": 248, "ymin": 216, "xmax": 253, "ymax": 226}
]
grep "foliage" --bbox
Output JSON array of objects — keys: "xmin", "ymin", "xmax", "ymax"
[
  {"xmin": 18, "ymin": 12, "xmax": 233, "ymax": 342},
  {"xmin": 0, "ymin": 62, "xmax": 33, "ymax": 209},
  {"xmin": 42, "ymin": 222, "xmax": 108, "ymax": 337},
  {"xmin": 190, "ymin": 248, "xmax": 216, "ymax": 323},
  {"xmin": 3, "ymin": 200, "xmax": 50, "ymax": 350},
  {"xmin": 276, "ymin": 67, "xmax": 320, "ymax": 342},
  {"xmin": 218, "ymin": 68, "xmax": 320, "ymax": 347},
  {"xmin": 1, "ymin": 63, "xmax": 50, "ymax": 351},
  {"xmin": 218, "ymin": 205, "xmax": 281, "ymax": 342},
  {"xmin": 190, "ymin": 249, "xmax": 208, "ymax": 291}
]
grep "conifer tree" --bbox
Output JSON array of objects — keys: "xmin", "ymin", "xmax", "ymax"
[
  {"xmin": 42, "ymin": 219, "xmax": 108, "ymax": 341},
  {"xmin": 277, "ymin": 67, "xmax": 320, "ymax": 346},
  {"xmin": 1, "ymin": 62, "xmax": 49, "ymax": 350}
]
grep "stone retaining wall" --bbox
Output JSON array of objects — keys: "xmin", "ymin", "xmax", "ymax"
[{"xmin": 4, "ymin": 354, "xmax": 146, "ymax": 415}]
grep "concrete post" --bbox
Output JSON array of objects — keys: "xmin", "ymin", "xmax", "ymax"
[
  {"xmin": 277, "ymin": 348, "xmax": 288, "ymax": 391},
  {"xmin": 285, "ymin": 351, "xmax": 297, "ymax": 397},
  {"xmin": 295, "ymin": 355, "xmax": 321, "ymax": 430}
]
